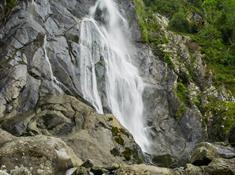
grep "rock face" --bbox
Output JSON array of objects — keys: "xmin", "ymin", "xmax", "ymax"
[
  {"xmin": 135, "ymin": 13, "xmax": 234, "ymax": 165},
  {"xmin": 135, "ymin": 20, "xmax": 204, "ymax": 165}
]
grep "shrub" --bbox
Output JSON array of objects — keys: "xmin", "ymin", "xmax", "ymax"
[{"xmin": 169, "ymin": 9, "xmax": 192, "ymax": 33}]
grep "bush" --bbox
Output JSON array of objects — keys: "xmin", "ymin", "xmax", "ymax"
[
  {"xmin": 133, "ymin": 0, "xmax": 149, "ymax": 42},
  {"xmin": 204, "ymin": 97, "xmax": 235, "ymax": 140},
  {"xmin": 169, "ymin": 9, "xmax": 192, "ymax": 33},
  {"xmin": 176, "ymin": 82, "xmax": 190, "ymax": 106},
  {"xmin": 143, "ymin": 0, "xmax": 183, "ymax": 17}
]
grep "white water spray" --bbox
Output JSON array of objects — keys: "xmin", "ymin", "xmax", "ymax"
[{"xmin": 79, "ymin": 0, "xmax": 149, "ymax": 151}]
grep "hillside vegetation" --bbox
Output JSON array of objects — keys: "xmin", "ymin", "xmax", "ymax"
[{"xmin": 135, "ymin": 0, "xmax": 235, "ymax": 95}]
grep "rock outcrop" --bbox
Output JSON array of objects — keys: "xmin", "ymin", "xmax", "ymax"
[{"xmin": 0, "ymin": 95, "xmax": 144, "ymax": 174}]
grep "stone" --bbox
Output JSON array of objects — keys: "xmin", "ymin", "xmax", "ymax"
[
  {"xmin": 187, "ymin": 142, "xmax": 235, "ymax": 174},
  {"xmin": 10, "ymin": 166, "xmax": 32, "ymax": 175},
  {"xmin": 81, "ymin": 160, "xmax": 94, "ymax": 168},
  {"xmin": 190, "ymin": 142, "xmax": 235, "ymax": 166},
  {"xmin": 0, "ymin": 134, "xmax": 82, "ymax": 175},
  {"xmin": 151, "ymin": 154, "xmax": 177, "ymax": 168},
  {"xmin": 0, "ymin": 171, "xmax": 9, "ymax": 175},
  {"xmin": 0, "ymin": 129, "xmax": 14, "ymax": 146},
  {"xmin": 113, "ymin": 164, "xmax": 176, "ymax": 175}
]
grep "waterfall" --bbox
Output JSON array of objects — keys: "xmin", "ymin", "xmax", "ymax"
[
  {"xmin": 43, "ymin": 36, "xmax": 54, "ymax": 82},
  {"xmin": 43, "ymin": 36, "xmax": 63, "ymax": 93},
  {"xmin": 79, "ymin": 0, "xmax": 149, "ymax": 151}
]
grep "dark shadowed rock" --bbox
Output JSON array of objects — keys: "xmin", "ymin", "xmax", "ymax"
[{"xmin": 228, "ymin": 125, "xmax": 235, "ymax": 146}]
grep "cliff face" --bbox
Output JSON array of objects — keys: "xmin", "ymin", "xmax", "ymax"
[{"xmin": 0, "ymin": 0, "xmax": 234, "ymax": 174}]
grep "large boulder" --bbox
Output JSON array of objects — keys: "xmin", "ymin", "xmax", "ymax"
[
  {"xmin": 190, "ymin": 142, "xmax": 235, "ymax": 165},
  {"xmin": 0, "ymin": 129, "xmax": 82, "ymax": 175},
  {"xmin": 187, "ymin": 142, "xmax": 235, "ymax": 175}
]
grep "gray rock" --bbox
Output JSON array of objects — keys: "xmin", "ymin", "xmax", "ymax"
[
  {"xmin": 0, "ymin": 132, "xmax": 82, "ymax": 175},
  {"xmin": 190, "ymin": 142, "xmax": 235, "ymax": 166}
]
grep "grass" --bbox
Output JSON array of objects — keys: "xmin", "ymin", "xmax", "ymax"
[{"xmin": 210, "ymin": 64, "xmax": 235, "ymax": 96}]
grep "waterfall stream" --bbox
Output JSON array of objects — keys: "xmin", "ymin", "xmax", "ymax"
[{"xmin": 79, "ymin": 0, "xmax": 149, "ymax": 151}]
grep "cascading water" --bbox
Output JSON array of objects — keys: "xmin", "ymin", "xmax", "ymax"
[
  {"xmin": 79, "ymin": 0, "xmax": 149, "ymax": 151},
  {"xmin": 43, "ymin": 36, "xmax": 55, "ymax": 82}
]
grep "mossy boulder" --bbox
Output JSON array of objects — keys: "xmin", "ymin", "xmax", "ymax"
[
  {"xmin": 151, "ymin": 154, "xmax": 177, "ymax": 168},
  {"xmin": 190, "ymin": 142, "xmax": 235, "ymax": 166}
]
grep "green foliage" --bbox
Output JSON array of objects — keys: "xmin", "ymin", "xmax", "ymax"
[
  {"xmin": 192, "ymin": 22, "xmax": 235, "ymax": 95},
  {"xmin": 163, "ymin": 53, "xmax": 174, "ymax": 69},
  {"xmin": 143, "ymin": 0, "xmax": 185, "ymax": 18},
  {"xmin": 144, "ymin": 0, "xmax": 235, "ymax": 96},
  {"xmin": 133, "ymin": 0, "xmax": 149, "ymax": 42},
  {"xmin": 133, "ymin": 0, "xmax": 168, "ymax": 43},
  {"xmin": 5, "ymin": 0, "xmax": 17, "ymax": 14},
  {"xmin": 175, "ymin": 82, "xmax": 190, "ymax": 119},
  {"xmin": 1, "ymin": 0, "xmax": 18, "ymax": 22},
  {"xmin": 111, "ymin": 127, "xmax": 124, "ymax": 145},
  {"xmin": 204, "ymin": 97, "xmax": 235, "ymax": 140},
  {"xmin": 176, "ymin": 82, "xmax": 190, "ymax": 105},
  {"xmin": 122, "ymin": 147, "xmax": 133, "ymax": 161},
  {"xmin": 134, "ymin": 0, "xmax": 235, "ymax": 96},
  {"xmin": 169, "ymin": 9, "xmax": 192, "ymax": 33},
  {"xmin": 175, "ymin": 103, "xmax": 186, "ymax": 120}
]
